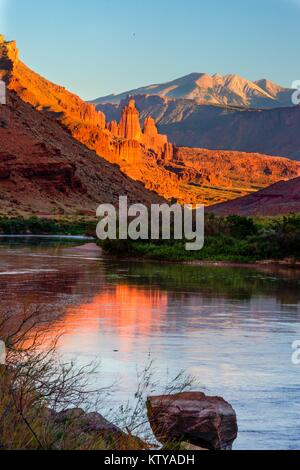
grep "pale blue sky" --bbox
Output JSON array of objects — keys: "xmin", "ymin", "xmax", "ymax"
[{"xmin": 1, "ymin": 0, "xmax": 299, "ymax": 99}]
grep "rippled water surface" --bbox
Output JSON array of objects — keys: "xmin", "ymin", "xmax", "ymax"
[{"xmin": 0, "ymin": 239, "xmax": 300, "ymax": 450}]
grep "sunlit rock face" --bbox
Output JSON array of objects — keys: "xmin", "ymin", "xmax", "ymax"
[
  {"xmin": 143, "ymin": 116, "xmax": 167, "ymax": 150},
  {"xmin": 119, "ymin": 99, "xmax": 143, "ymax": 141},
  {"xmin": 107, "ymin": 100, "xmax": 172, "ymax": 164},
  {"xmin": 107, "ymin": 119, "xmax": 119, "ymax": 137},
  {"xmin": 0, "ymin": 37, "xmax": 174, "ymax": 182},
  {"xmin": 0, "ymin": 36, "xmax": 174, "ymax": 167},
  {"xmin": 0, "ymin": 36, "xmax": 105, "ymax": 129},
  {"xmin": 116, "ymin": 139, "xmax": 143, "ymax": 165},
  {"xmin": 142, "ymin": 116, "xmax": 173, "ymax": 161}
]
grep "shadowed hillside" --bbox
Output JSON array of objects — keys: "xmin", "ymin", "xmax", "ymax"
[{"xmin": 208, "ymin": 177, "xmax": 300, "ymax": 216}]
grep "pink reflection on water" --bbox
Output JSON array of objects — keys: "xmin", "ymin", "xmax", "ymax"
[{"xmin": 52, "ymin": 284, "xmax": 168, "ymax": 354}]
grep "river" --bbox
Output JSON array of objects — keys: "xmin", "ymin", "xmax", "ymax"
[{"xmin": 0, "ymin": 238, "xmax": 299, "ymax": 450}]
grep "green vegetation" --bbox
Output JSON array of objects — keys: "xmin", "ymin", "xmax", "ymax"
[
  {"xmin": 1, "ymin": 214, "xmax": 300, "ymax": 263},
  {"xmin": 99, "ymin": 214, "xmax": 300, "ymax": 263},
  {"xmin": 0, "ymin": 216, "xmax": 97, "ymax": 237}
]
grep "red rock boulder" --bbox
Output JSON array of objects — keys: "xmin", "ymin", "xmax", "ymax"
[{"xmin": 147, "ymin": 391, "xmax": 238, "ymax": 450}]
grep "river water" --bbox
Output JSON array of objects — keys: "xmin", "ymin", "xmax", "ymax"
[{"xmin": 0, "ymin": 239, "xmax": 300, "ymax": 450}]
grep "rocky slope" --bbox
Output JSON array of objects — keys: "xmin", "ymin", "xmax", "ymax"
[
  {"xmin": 92, "ymin": 72, "xmax": 294, "ymax": 109},
  {"xmin": 0, "ymin": 90, "xmax": 164, "ymax": 217},
  {"xmin": 208, "ymin": 177, "xmax": 300, "ymax": 216}
]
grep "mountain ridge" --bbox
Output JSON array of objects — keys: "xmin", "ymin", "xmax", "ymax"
[{"xmin": 92, "ymin": 72, "xmax": 294, "ymax": 109}]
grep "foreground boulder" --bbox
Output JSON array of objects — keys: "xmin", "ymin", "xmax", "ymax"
[{"xmin": 147, "ymin": 392, "xmax": 238, "ymax": 450}]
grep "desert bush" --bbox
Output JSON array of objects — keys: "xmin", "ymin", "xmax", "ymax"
[{"xmin": 0, "ymin": 306, "xmax": 110, "ymax": 450}]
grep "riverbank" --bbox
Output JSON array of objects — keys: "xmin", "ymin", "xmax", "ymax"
[
  {"xmin": 1, "ymin": 214, "xmax": 300, "ymax": 265},
  {"xmin": 31, "ymin": 240, "xmax": 300, "ymax": 273},
  {"xmin": 98, "ymin": 214, "xmax": 300, "ymax": 264}
]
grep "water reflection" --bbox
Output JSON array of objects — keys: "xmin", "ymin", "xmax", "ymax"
[{"xmin": 57, "ymin": 285, "xmax": 168, "ymax": 353}]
